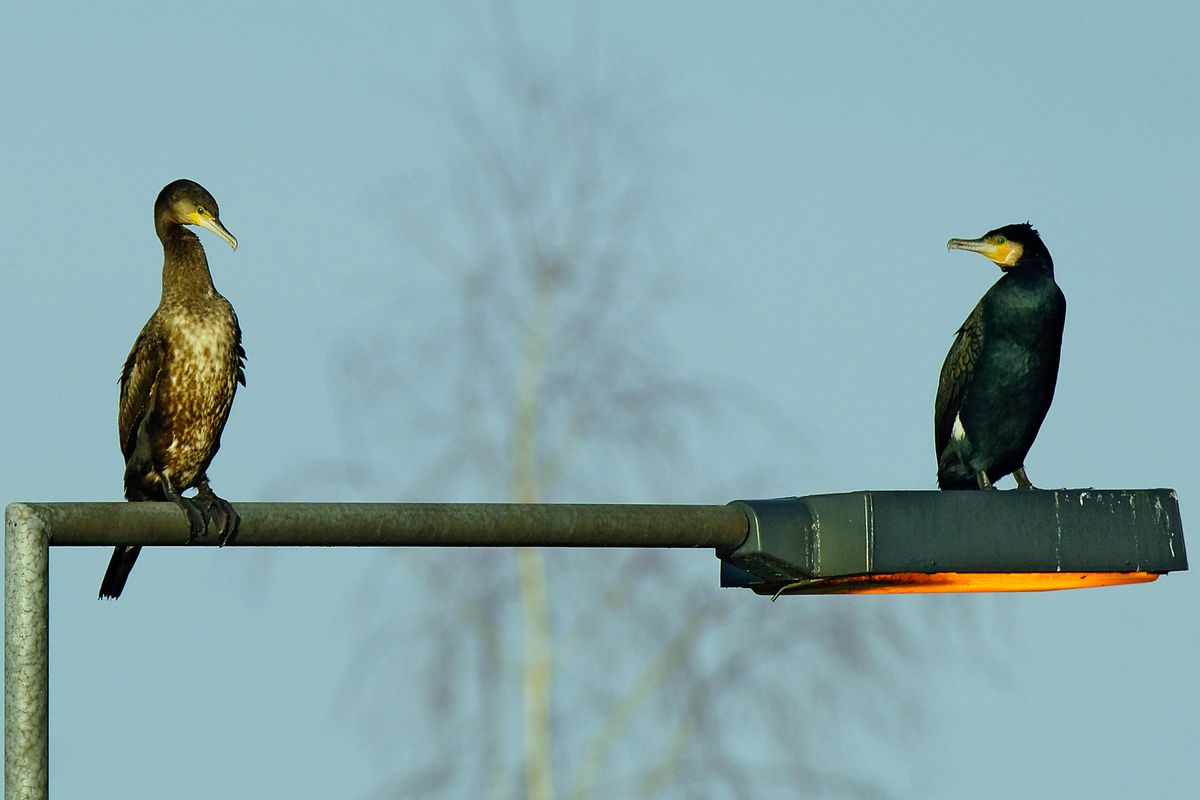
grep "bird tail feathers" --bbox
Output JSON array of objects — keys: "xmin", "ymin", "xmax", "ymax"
[{"xmin": 98, "ymin": 546, "xmax": 142, "ymax": 599}]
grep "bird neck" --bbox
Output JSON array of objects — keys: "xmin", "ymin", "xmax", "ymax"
[
  {"xmin": 159, "ymin": 225, "xmax": 218, "ymax": 302},
  {"xmin": 1007, "ymin": 255, "xmax": 1055, "ymax": 279}
]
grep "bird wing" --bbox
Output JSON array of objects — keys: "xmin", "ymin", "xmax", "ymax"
[
  {"xmin": 1020, "ymin": 285, "xmax": 1067, "ymax": 440},
  {"xmin": 234, "ymin": 314, "xmax": 247, "ymax": 387},
  {"xmin": 934, "ymin": 302, "xmax": 983, "ymax": 457},
  {"xmin": 118, "ymin": 323, "xmax": 167, "ymax": 462}
]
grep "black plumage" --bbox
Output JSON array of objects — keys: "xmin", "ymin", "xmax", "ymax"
[
  {"xmin": 99, "ymin": 179, "xmax": 245, "ymax": 599},
  {"xmin": 935, "ymin": 222, "xmax": 1066, "ymax": 490}
]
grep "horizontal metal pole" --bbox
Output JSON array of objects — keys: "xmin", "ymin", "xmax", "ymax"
[{"xmin": 6, "ymin": 502, "xmax": 750, "ymax": 551}]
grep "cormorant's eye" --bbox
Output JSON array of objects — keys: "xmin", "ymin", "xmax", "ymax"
[
  {"xmin": 993, "ymin": 235, "xmax": 1007, "ymax": 245},
  {"xmin": 196, "ymin": 205, "xmax": 206, "ymax": 216}
]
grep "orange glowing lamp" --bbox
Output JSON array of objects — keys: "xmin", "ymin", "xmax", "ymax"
[{"xmin": 718, "ymin": 490, "xmax": 1186, "ymax": 596}]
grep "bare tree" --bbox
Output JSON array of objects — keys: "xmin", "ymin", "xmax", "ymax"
[{"xmin": 307, "ymin": 6, "xmax": 969, "ymax": 798}]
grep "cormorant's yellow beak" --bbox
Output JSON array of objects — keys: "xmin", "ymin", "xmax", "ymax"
[
  {"xmin": 947, "ymin": 235, "xmax": 1021, "ymax": 268},
  {"xmin": 190, "ymin": 211, "xmax": 238, "ymax": 252}
]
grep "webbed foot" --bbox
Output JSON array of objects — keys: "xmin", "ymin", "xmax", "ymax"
[
  {"xmin": 196, "ymin": 481, "xmax": 240, "ymax": 545},
  {"xmin": 165, "ymin": 489, "xmax": 210, "ymax": 543}
]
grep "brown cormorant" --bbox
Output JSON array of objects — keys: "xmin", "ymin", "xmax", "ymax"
[
  {"xmin": 99, "ymin": 179, "xmax": 245, "ymax": 599},
  {"xmin": 935, "ymin": 223, "xmax": 1065, "ymax": 490}
]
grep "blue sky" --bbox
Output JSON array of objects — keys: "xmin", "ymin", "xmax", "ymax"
[{"xmin": 3, "ymin": 2, "xmax": 1198, "ymax": 798}]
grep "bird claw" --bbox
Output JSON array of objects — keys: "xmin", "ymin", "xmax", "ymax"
[
  {"xmin": 165, "ymin": 483, "xmax": 239, "ymax": 545},
  {"xmin": 212, "ymin": 498, "xmax": 240, "ymax": 546},
  {"xmin": 195, "ymin": 486, "xmax": 240, "ymax": 546},
  {"xmin": 1013, "ymin": 467, "xmax": 1037, "ymax": 490},
  {"xmin": 169, "ymin": 495, "xmax": 211, "ymax": 543}
]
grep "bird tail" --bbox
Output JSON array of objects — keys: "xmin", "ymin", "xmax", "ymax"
[
  {"xmin": 98, "ymin": 546, "xmax": 142, "ymax": 600},
  {"xmin": 937, "ymin": 472, "xmax": 980, "ymax": 490},
  {"xmin": 104, "ymin": 474, "xmax": 165, "ymax": 598},
  {"xmin": 937, "ymin": 449, "xmax": 982, "ymax": 490}
]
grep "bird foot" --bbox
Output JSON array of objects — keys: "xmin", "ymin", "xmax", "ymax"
[
  {"xmin": 163, "ymin": 482, "xmax": 239, "ymax": 545},
  {"xmin": 1013, "ymin": 467, "xmax": 1036, "ymax": 490},
  {"xmin": 167, "ymin": 493, "xmax": 212, "ymax": 543},
  {"xmin": 195, "ymin": 485, "xmax": 240, "ymax": 545},
  {"xmin": 975, "ymin": 471, "xmax": 996, "ymax": 490}
]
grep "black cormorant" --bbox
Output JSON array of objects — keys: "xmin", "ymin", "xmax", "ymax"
[
  {"xmin": 934, "ymin": 222, "xmax": 1066, "ymax": 490},
  {"xmin": 99, "ymin": 179, "xmax": 245, "ymax": 599}
]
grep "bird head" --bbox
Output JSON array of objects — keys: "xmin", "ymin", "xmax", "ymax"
[
  {"xmin": 155, "ymin": 179, "xmax": 238, "ymax": 251},
  {"xmin": 946, "ymin": 222, "xmax": 1051, "ymax": 272}
]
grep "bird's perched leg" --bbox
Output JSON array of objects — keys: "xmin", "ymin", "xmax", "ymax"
[
  {"xmin": 195, "ymin": 479, "xmax": 240, "ymax": 545},
  {"xmin": 162, "ymin": 475, "xmax": 211, "ymax": 543},
  {"xmin": 976, "ymin": 470, "xmax": 996, "ymax": 490},
  {"xmin": 1013, "ymin": 466, "xmax": 1036, "ymax": 490}
]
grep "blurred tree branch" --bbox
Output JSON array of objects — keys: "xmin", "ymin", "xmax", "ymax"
[{"xmin": 289, "ymin": 4, "xmax": 975, "ymax": 799}]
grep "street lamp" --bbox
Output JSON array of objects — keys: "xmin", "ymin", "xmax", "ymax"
[
  {"xmin": 4, "ymin": 489, "xmax": 1188, "ymax": 799},
  {"xmin": 720, "ymin": 488, "xmax": 1187, "ymax": 596}
]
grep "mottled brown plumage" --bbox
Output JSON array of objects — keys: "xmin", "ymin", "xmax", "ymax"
[{"xmin": 99, "ymin": 179, "xmax": 245, "ymax": 599}]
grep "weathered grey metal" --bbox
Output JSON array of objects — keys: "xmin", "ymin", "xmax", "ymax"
[
  {"xmin": 722, "ymin": 489, "xmax": 1188, "ymax": 590},
  {"xmin": 3, "ymin": 492, "xmax": 1188, "ymax": 800},
  {"xmin": 19, "ymin": 502, "xmax": 751, "ymax": 550},
  {"xmin": 4, "ymin": 504, "xmax": 49, "ymax": 800},
  {"xmin": 3, "ymin": 499, "xmax": 749, "ymax": 800}
]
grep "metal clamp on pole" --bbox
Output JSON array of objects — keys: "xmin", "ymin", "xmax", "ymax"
[{"xmin": 720, "ymin": 498, "xmax": 815, "ymax": 588}]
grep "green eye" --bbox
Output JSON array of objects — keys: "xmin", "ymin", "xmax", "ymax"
[
  {"xmin": 994, "ymin": 235, "xmax": 1007, "ymax": 245},
  {"xmin": 196, "ymin": 205, "xmax": 206, "ymax": 216}
]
